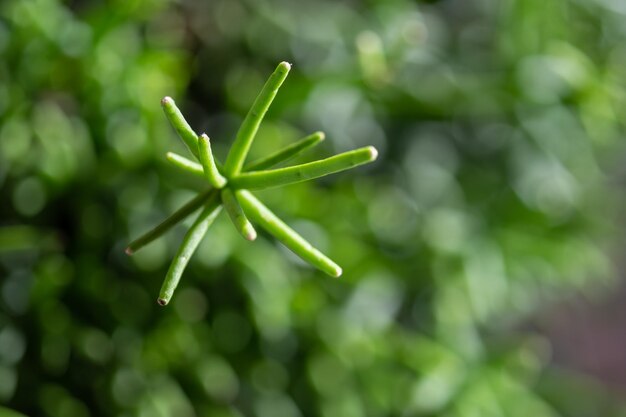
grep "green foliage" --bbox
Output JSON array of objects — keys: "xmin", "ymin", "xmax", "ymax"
[{"xmin": 0, "ymin": 0, "xmax": 625, "ymax": 416}]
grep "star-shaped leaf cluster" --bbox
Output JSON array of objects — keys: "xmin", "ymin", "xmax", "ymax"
[{"xmin": 126, "ymin": 62, "xmax": 378, "ymax": 306}]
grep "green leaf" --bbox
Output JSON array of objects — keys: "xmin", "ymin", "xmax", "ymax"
[
  {"xmin": 245, "ymin": 131, "xmax": 325, "ymax": 171},
  {"xmin": 126, "ymin": 188, "xmax": 217, "ymax": 255},
  {"xmin": 238, "ymin": 190, "xmax": 342, "ymax": 277},
  {"xmin": 221, "ymin": 188, "xmax": 257, "ymax": 241},
  {"xmin": 158, "ymin": 193, "xmax": 222, "ymax": 306},
  {"xmin": 166, "ymin": 152, "xmax": 205, "ymax": 178},
  {"xmin": 161, "ymin": 96, "xmax": 200, "ymax": 159},
  {"xmin": 198, "ymin": 134, "xmax": 227, "ymax": 188},
  {"xmin": 230, "ymin": 146, "xmax": 378, "ymax": 190},
  {"xmin": 223, "ymin": 62, "xmax": 291, "ymax": 176}
]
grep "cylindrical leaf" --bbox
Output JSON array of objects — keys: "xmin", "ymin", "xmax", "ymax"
[
  {"xmin": 223, "ymin": 62, "xmax": 291, "ymax": 176},
  {"xmin": 198, "ymin": 134, "xmax": 227, "ymax": 188},
  {"xmin": 161, "ymin": 96, "xmax": 200, "ymax": 159},
  {"xmin": 245, "ymin": 131, "xmax": 325, "ymax": 171},
  {"xmin": 237, "ymin": 190, "xmax": 342, "ymax": 277},
  {"xmin": 158, "ymin": 194, "xmax": 222, "ymax": 306},
  {"xmin": 126, "ymin": 188, "xmax": 216, "ymax": 255},
  {"xmin": 166, "ymin": 152, "xmax": 205, "ymax": 178},
  {"xmin": 221, "ymin": 188, "xmax": 257, "ymax": 241},
  {"xmin": 230, "ymin": 146, "xmax": 378, "ymax": 190}
]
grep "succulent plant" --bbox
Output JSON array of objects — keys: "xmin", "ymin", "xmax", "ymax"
[{"xmin": 126, "ymin": 62, "xmax": 378, "ymax": 306}]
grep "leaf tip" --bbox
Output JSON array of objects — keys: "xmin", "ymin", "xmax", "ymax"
[
  {"xmin": 242, "ymin": 222, "xmax": 257, "ymax": 242},
  {"xmin": 125, "ymin": 247, "xmax": 134, "ymax": 256},
  {"xmin": 157, "ymin": 298, "xmax": 168, "ymax": 306},
  {"xmin": 332, "ymin": 265, "xmax": 343, "ymax": 277},
  {"xmin": 366, "ymin": 146, "xmax": 378, "ymax": 161},
  {"xmin": 161, "ymin": 96, "xmax": 174, "ymax": 107},
  {"xmin": 278, "ymin": 61, "xmax": 292, "ymax": 73},
  {"xmin": 244, "ymin": 226, "xmax": 257, "ymax": 241}
]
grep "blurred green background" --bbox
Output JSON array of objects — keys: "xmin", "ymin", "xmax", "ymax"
[{"xmin": 1, "ymin": 0, "xmax": 626, "ymax": 416}]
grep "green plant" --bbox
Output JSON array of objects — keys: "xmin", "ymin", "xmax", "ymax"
[{"xmin": 126, "ymin": 62, "xmax": 378, "ymax": 306}]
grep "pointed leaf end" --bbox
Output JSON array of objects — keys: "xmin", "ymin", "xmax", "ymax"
[{"xmin": 125, "ymin": 247, "xmax": 134, "ymax": 256}]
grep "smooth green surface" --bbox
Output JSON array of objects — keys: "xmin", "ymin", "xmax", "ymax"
[
  {"xmin": 165, "ymin": 152, "xmax": 205, "ymax": 178},
  {"xmin": 198, "ymin": 134, "xmax": 227, "ymax": 188},
  {"xmin": 231, "ymin": 146, "xmax": 377, "ymax": 190},
  {"xmin": 158, "ymin": 194, "xmax": 222, "ymax": 305},
  {"xmin": 126, "ymin": 188, "xmax": 216, "ymax": 254},
  {"xmin": 221, "ymin": 188, "xmax": 257, "ymax": 241},
  {"xmin": 245, "ymin": 131, "xmax": 325, "ymax": 171},
  {"xmin": 223, "ymin": 62, "xmax": 291, "ymax": 176},
  {"xmin": 161, "ymin": 96, "xmax": 200, "ymax": 159},
  {"xmin": 238, "ymin": 190, "xmax": 342, "ymax": 277}
]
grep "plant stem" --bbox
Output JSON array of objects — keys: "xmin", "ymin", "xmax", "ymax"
[
  {"xmin": 223, "ymin": 62, "xmax": 291, "ymax": 176},
  {"xmin": 161, "ymin": 96, "xmax": 200, "ymax": 159},
  {"xmin": 245, "ymin": 131, "xmax": 325, "ymax": 171},
  {"xmin": 158, "ymin": 194, "xmax": 222, "ymax": 306},
  {"xmin": 221, "ymin": 188, "xmax": 257, "ymax": 241},
  {"xmin": 126, "ymin": 188, "xmax": 216, "ymax": 255},
  {"xmin": 230, "ymin": 146, "xmax": 378, "ymax": 190},
  {"xmin": 237, "ymin": 190, "xmax": 342, "ymax": 277},
  {"xmin": 198, "ymin": 134, "xmax": 227, "ymax": 188}
]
